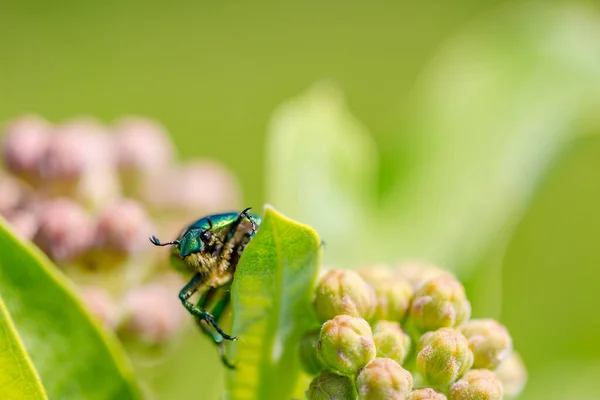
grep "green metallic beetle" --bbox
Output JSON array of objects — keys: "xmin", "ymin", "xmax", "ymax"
[{"xmin": 149, "ymin": 207, "xmax": 261, "ymax": 368}]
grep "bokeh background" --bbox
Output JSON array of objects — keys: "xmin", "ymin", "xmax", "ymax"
[{"xmin": 2, "ymin": 1, "xmax": 600, "ymax": 399}]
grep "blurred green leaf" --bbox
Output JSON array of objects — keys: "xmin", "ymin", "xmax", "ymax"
[
  {"xmin": 0, "ymin": 218, "xmax": 142, "ymax": 400},
  {"xmin": 0, "ymin": 297, "xmax": 47, "ymax": 400},
  {"xmin": 523, "ymin": 360, "xmax": 600, "ymax": 399},
  {"xmin": 226, "ymin": 206, "xmax": 321, "ymax": 400},
  {"xmin": 266, "ymin": 3, "xmax": 600, "ymax": 273},
  {"xmin": 382, "ymin": 2, "xmax": 600, "ymax": 273},
  {"xmin": 266, "ymin": 82, "xmax": 378, "ymax": 268}
]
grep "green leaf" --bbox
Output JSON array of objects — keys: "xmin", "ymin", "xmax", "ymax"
[
  {"xmin": 380, "ymin": 2, "xmax": 600, "ymax": 273},
  {"xmin": 265, "ymin": 82, "xmax": 379, "ymax": 267},
  {"xmin": 0, "ymin": 297, "xmax": 47, "ymax": 400},
  {"xmin": 265, "ymin": 3, "xmax": 600, "ymax": 273},
  {"xmin": 0, "ymin": 218, "xmax": 142, "ymax": 400},
  {"xmin": 226, "ymin": 206, "xmax": 321, "ymax": 400}
]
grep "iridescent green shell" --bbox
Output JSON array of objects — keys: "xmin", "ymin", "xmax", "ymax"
[{"xmin": 177, "ymin": 212, "xmax": 261, "ymax": 257}]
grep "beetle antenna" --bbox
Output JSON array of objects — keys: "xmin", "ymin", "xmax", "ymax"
[
  {"xmin": 207, "ymin": 218, "xmax": 213, "ymax": 230},
  {"xmin": 149, "ymin": 235, "xmax": 180, "ymax": 247}
]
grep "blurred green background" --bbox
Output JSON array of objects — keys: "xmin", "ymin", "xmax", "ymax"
[{"xmin": 2, "ymin": 1, "xmax": 600, "ymax": 398}]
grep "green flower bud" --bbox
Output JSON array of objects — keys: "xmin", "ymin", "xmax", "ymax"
[
  {"xmin": 300, "ymin": 330, "xmax": 324, "ymax": 375},
  {"xmin": 358, "ymin": 266, "xmax": 413, "ymax": 322},
  {"xmin": 313, "ymin": 269, "xmax": 375, "ymax": 322},
  {"xmin": 396, "ymin": 260, "xmax": 453, "ymax": 290},
  {"xmin": 355, "ymin": 358, "xmax": 413, "ymax": 400},
  {"xmin": 357, "ymin": 264, "xmax": 394, "ymax": 284},
  {"xmin": 460, "ymin": 319, "xmax": 512, "ymax": 370},
  {"xmin": 417, "ymin": 328, "xmax": 474, "ymax": 386},
  {"xmin": 306, "ymin": 370, "xmax": 356, "ymax": 400},
  {"xmin": 449, "ymin": 369, "xmax": 503, "ymax": 400},
  {"xmin": 407, "ymin": 388, "xmax": 448, "ymax": 400},
  {"xmin": 495, "ymin": 352, "xmax": 526, "ymax": 399},
  {"xmin": 372, "ymin": 321, "xmax": 411, "ymax": 365},
  {"xmin": 410, "ymin": 276, "xmax": 471, "ymax": 332},
  {"xmin": 318, "ymin": 315, "xmax": 376, "ymax": 376}
]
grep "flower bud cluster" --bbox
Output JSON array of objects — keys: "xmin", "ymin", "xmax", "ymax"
[
  {"xmin": 1, "ymin": 114, "xmax": 241, "ymax": 345},
  {"xmin": 303, "ymin": 265, "xmax": 526, "ymax": 399}
]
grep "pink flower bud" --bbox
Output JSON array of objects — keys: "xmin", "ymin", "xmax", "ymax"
[
  {"xmin": 2, "ymin": 115, "xmax": 50, "ymax": 180},
  {"xmin": 95, "ymin": 199, "xmax": 154, "ymax": 256},
  {"xmin": 143, "ymin": 161, "xmax": 240, "ymax": 215},
  {"xmin": 113, "ymin": 116, "xmax": 175, "ymax": 174},
  {"xmin": 79, "ymin": 285, "xmax": 119, "ymax": 330},
  {"xmin": 119, "ymin": 282, "xmax": 186, "ymax": 343},
  {"xmin": 4, "ymin": 210, "xmax": 38, "ymax": 241},
  {"xmin": 0, "ymin": 173, "xmax": 29, "ymax": 215},
  {"xmin": 33, "ymin": 198, "xmax": 95, "ymax": 262},
  {"xmin": 40, "ymin": 118, "xmax": 114, "ymax": 183}
]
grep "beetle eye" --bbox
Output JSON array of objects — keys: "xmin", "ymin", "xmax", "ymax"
[{"xmin": 201, "ymin": 231, "xmax": 211, "ymax": 242}]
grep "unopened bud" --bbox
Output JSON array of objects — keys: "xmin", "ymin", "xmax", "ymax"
[
  {"xmin": 113, "ymin": 116, "xmax": 174, "ymax": 173},
  {"xmin": 79, "ymin": 285, "xmax": 119, "ymax": 330},
  {"xmin": 2, "ymin": 115, "xmax": 50, "ymax": 181},
  {"xmin": 313, "ymin": 269, "xmax": 375, "ymax": 322},
  {"xmin": 372, "ymin": 321, "xmax": 411, "ymax": 365},
  {"xmin": 40, "ymin": 118, "xmax": 113, "ymax": 183},
  {"xmin": 39, "ymin": 119, "xmax": 119, "ymax": 209},
  {"xmin": 317, "ymin": 315, "xmax": 376, "ymax": 376},
  {"xmin": 144, "ymin": 161, "xmax": 240, "ymax": 216},
  {"xmin": 417, "ymin": 328, "xmax": 473, "ymax": 386},
  {"xmin": 95, "ymin": 199, "xmax": 154, "ymax": 257},
  {"xmin": 113, "ymin": 116, "xmax": 175, "ymax": 198},
  {"xmin": 396, "ymin": 260, "xmax": 453, "ymax": 290},
  {"xmin": 357, "ymin": 264, "xmax": 394, "ymax": 285},
  {"xmin": 460, "ymin": 319, "xmax": 512, "ymax": 370},
  {"xmin": 356, "ymin": 358, "xmax": 413, "ymax": 400},
  {"xmin": 449, "ymin": 369, "xmax": 503, "ymax": 400},
  {"xmin": 0, "ymin": 173, "xmax": 29, "ymax": 215},
  {"xmin": 407, "ymin": 388, "xmax": 447, "ymax": 400},
  {"xmin": 33, "ymin": 199, "xmax": 95, "ymax": 262},
  {"xmin": 358, "ymin": 265, "xmax": 413, "ymax": 322},
  {"xmin": 495, "ymin": 352, "xmax": 526, "ymax": 399},
  {"xmin": 410, "ymin": 276, "xmax": 471, "ymax": 332},
  {"xmin": 5, "ymin": 210, "xmax": 38, "ymax": 241},
  {"xmin": 305, "ymin": 370, "xmax": 356, "ymax": 400},
  {"xmin": 119, "ymin": 283, "xmax": 186, "ymax": 343},
  {"xmin": 299, "ymin": 330, "xmax": 324, "ymax": 375}
]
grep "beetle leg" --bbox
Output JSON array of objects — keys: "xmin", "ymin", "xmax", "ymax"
[
  {"xmin": 186, "ymin": 302, "xmax": 236, "ymax": 341},
  {"xmin": 179, "ymin": 274, "xmax": 237, "ymax": 341},
  {"xmin": 195, "ymin": 287, "xmax": 236, "ymax": 369},
  {"xmin": 240, "ymin": 207, "xmax": 257, "ymax": 234},
  {"xmin": 178, "ymin": 272, "xmax": 205, "ymax": 303},
  {"xmin": 224, "ymin": 207, "xmax": 257, "ymax": 244},
  {"xmin": 200, "ymin": 311, "xmax": 236, "ymax": 341},
  {"xmin": 197, "ymin": 321, "xmax": 235, "ymax": 369}
]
